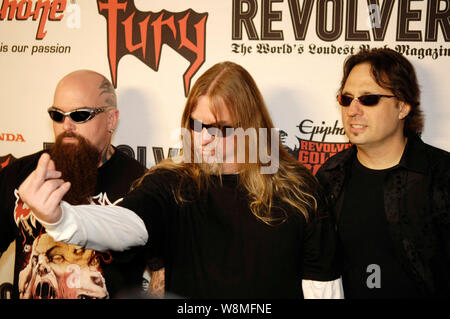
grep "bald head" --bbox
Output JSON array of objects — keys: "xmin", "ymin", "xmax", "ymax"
[
  {"xmin": 53, "ymin": 70, "xmax": 117, "ymax": 109},
  {"xmin": 50, "ymin": 70, "xmax": 120, "ymax": 163}
]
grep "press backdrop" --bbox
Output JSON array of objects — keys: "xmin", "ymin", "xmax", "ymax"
[{"xmin": 1, "ymin": 0, "xmax": 449, "ymax": 294}]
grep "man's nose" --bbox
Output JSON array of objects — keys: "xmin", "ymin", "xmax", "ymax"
[
  {"xmin": 346, "ymin": 99, "xmax": 364, "ymax": 117},
  {"xmin": 201, "ymin": 128, "xmax": 215, "ymax": 146},
  {"xmin": 62, "ymin": 116, "xmax": 76, "ymax": 131}
]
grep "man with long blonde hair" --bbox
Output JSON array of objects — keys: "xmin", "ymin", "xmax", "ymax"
[{"xmin": 18, "ymin": 62, "xmax": 343, "ymax": 298}]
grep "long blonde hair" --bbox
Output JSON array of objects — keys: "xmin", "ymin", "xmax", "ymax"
[{"xmin": 135, "ymin": 61, "xmax": 320, "ymax": 225}]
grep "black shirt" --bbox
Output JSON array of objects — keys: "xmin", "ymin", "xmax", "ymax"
[
  {"xmin": 120, "ymin": 171, "xmax": 340, "ymax": 298},
  {"xmin": 339, "ymin": 158, "xmax": 421, "ymax": 298},
  {"xmin": 316, "ymin": 134, "xmax": 450, "ymax": 298},
  {"xmin": 0, "ymin": 149, "xmax": 147, "ymax": 299}
]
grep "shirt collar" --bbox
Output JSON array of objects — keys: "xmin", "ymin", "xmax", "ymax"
[
  {"xmin": 323, "ymin": 145, "xmax": 357, "ymax": 171},
  {"xmin": 322, "ymin": 133, "xmax": 429, "ymax": 174},
  {"xmin": 396, "ymin": 133, "xmax": 429, "ymax": 174}
]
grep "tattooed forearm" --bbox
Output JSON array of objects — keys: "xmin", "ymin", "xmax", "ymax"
[{"xmin": 147, "ymin": 268, "xmax": 165, "ymax": 299}]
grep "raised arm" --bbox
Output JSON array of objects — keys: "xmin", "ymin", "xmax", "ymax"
[
  {"xmin": 18, "ymin": 153, "xmax": 148, "ymax": 251},
  {"xmin": 41, "ymin": 201, "xmax": 148, "ymax": 252},
  {"xmin": 18, "ymin": 153, "xmax": 69, "ymax": 224}
]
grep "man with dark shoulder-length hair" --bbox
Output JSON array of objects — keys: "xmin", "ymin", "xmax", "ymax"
[{"xmin": 316, "ymin": 48, "xmax": 450, "ymax": 298}]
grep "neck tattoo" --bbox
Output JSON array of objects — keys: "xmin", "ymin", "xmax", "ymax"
[{"xmin": 101, "ymin": 144, "xmax": 113, "ymax": 165}]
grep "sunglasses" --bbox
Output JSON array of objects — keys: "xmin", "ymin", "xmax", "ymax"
[
  {"xmin": 337, "ymin": 94, "xmax": 396, "ymax": 107},
  {"xmin": 189, "ymin": 117, "xmax": 234, "ymax": 137},
  {"xmin": 48, "ymin": 107, "xmax": 111, "ymax": 123}
]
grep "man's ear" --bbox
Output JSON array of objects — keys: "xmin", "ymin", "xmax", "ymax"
[
  {"xmin": 107, "ymin": 108, "xmax": 119, "ymax": 132},
  {"xmin": 399, "ymin": 102, "xmax": 411, "ymax": 120}
]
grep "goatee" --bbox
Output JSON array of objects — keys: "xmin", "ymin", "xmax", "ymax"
[{"xmin": 50, "ymin": 132, "xmax": 101, "ymax": 205}]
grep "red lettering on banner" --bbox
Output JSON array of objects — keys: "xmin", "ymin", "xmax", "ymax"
[
  {"xmin": 178, "ymin": 11, "xmax": 207, "ymax": 96},
  {"xmin": 152, "ymin": 13, "xmax": 176, "ymax": 68},
  {"xmin": 97, "ymin": 0, "xmax": 208, "ymax": 96},
  {"xmin": 97, "ymin": 0, "xmax": 127, "ymax": 84},
  {"xmin": 0, "ymin": 0, "xmax": 66, "ymax": 39},
  {"xmin": 0, "ymin": 133, "xmax": 26, "ymax": 142},
  {"xmin": 297, "ymin": 138, "xmax": 352, "ymax": 175},
  {"xmin": 300, "ymin": 140, "xmax": 309, "ymax": 150},
  {"xmin": 122, "ymin": 12, "xmax": 150, "ymax": 58}
]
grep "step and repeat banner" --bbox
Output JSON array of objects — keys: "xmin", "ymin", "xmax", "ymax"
[{"xmin": 1, "ymin": 0, "xmax": 449, "ymax": 294}]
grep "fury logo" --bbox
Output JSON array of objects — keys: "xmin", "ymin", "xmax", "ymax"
[{"xmin": 97, "ymin": 0, "xmax": 208, "ymax": 96}]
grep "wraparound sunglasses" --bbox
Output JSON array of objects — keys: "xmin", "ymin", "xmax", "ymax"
[
  {"xmin": 48, "ymin": 106, "xmax": 112, "ymax": 123},
  {"xmin": 337, "ymin": 94, "xmax": 396, "ymax": 107},
  {"xmin": 189, "ymin": 117, "xmax": 234, "ymax": 137}
]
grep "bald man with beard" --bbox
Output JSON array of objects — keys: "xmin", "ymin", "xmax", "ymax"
[{"xmin": 0, "ymin": 70, "xmax": 158, "ymax": 299}]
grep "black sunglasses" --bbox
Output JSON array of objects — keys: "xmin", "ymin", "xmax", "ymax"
[
  {"xmin": 337, "ymin": 94, "xmax": 396, "ymax": 107},
  {"xmin": 189, "ymin": 118, "xmax": 234, "ymax": 137},
  {"xmin": 48, "ymin": 107, "xmax": 111, "ymax": 123}
]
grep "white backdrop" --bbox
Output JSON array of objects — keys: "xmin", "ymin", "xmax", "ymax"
[{"xmin": 1, "ymin": 0, "xmax": 449, "ymax": 294}]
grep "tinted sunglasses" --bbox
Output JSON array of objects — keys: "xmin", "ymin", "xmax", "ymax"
[
  {"xmin": 337, "ymin": 94, "xmax": 396, "ymax": 107},
  {"xmin": 189, "ymin": 117, "xmax": 234, "ymax": 137},
  {"xmin": 48, "ymin": 107, "xmax": 111, "ymax": 123}
]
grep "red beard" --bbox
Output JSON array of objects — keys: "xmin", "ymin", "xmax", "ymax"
[{"xmin": 50, "ymin": 132, "xmax": 100, "ymax": 205}]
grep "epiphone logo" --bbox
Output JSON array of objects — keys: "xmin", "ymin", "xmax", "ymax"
[
  {"xmin": 0, "ymin": 132, "xmax": 25, "ymax": 142},
  {"xmin": 280, "ymin": 119, "xmax": 352, "ymax": 175}
]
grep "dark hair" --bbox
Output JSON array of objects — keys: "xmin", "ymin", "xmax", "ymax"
[{"xmin": 339, "ymin": 48, "xmax": 424, "ymax": 134}]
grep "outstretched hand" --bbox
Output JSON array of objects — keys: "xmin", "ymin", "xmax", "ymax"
[{"xmin": 18, "ymin": 153, "xmax": 71, "ymax": 224}]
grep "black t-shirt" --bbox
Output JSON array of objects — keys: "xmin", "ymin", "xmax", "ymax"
[
  {"xmin": 0, "ymin": 148, "xmax": 147, "ymax": 299},
  {"xmin": 338, "ymin": 158, "xmax": 421, "ymax": 298},
  {"xmin": 120, "ymin": 170, "xmax": 340, "ymax": 298}
]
